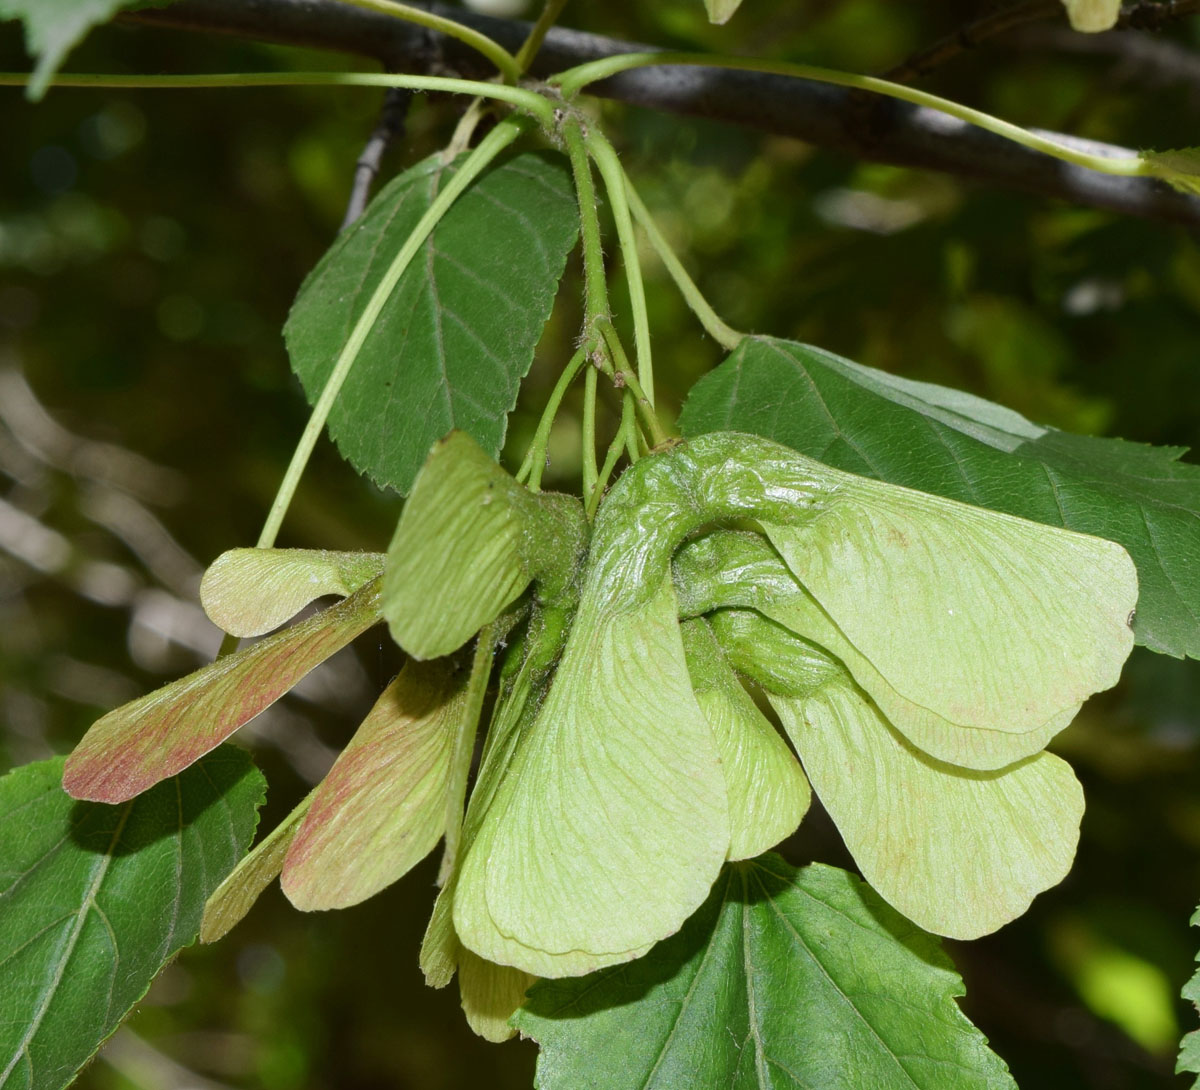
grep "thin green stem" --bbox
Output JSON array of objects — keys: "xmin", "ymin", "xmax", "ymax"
[
  {"xmin": 553, "ymin": 52, "xmax": 1152, "ymax": 178},
  {"xmin": 0, "ymin": 71, "xmax": 554, "ymax": 125},
  {"xmin": 516, "ymin": 0, "xmax": 571, "ymax": 73},
  {"xmin": 438, "ymin": 623, "xmax": 498, "ymax": 886},
  {"xmin": 623, "ymin": 403, "xmax": 642, "ymax": 463},
  {"xmin": 598, "ymin": 322, "xmax": 668, "ymax": 446},
  {"xmin": 586, "ymin": 127, "xmax": 654, "ymax": 407},
  {"xmin": 256, "ymin": 116, "xmax": 528, "ymax": 548},
  {"xmin": 623, "ymin": 174, "xmax": 743, "ymax": 351},
  {"xmin": 562, "ymin": 121, "xmax": 611, "ymax": 329},
  {"xmin": 445, "ymin": 97, "xmax": 490, "ymax": 156},
  {"xmin": 517, "ymin": 346, "xmax": 588, "ymax": 491},
  {"xmin": 582, "ymin": 364, "xmax": 599, "ymax": 503},
  {"xmin": 334, "ymin": 0, "xmax": 521, "ymax": 83},
  {"xmin": 446, "ymin": 0, "xmax": 568, "ymax": 155},
  {"xmin": 588, "ymin": 392, "xmax": 635, "ymax": 519}
]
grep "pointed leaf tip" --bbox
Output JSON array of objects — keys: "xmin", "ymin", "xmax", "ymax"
[
  {"xmin": 284, "ymin": 150, "xmax": 578, "ymax": 494},
  {"xmin": 0, "ymin": 0, "xmax": 155, "ymax": 100}
]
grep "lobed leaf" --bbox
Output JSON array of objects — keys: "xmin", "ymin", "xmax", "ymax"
[
  {"xmin": 285, "ymin": 151, "xmax": 578, "ymax": 495},
  {"xmin": 0, "ymin": 749, "xmax": 264, "ymax": 1090},
  {"xmin": 680, "ymin": 617, "xmax": 810, "ymax": 859},
  {"xmin": 63, "ymin": 577, "xmax": 383, "ymax": 803},
  {"xmin": 516, "ymin": 856, "xmax": 1017, "ymax": 1090},
  {"xmin": 201, "ymin": 548, "xmax": 383, "ymax": 637},
  {"xmin": 679, "ymin": 336, "xmax": 1198, "ymax": 659},
  {"xmin": 281, "ymin": 658, "xmax": 469, "ymax": 911}
]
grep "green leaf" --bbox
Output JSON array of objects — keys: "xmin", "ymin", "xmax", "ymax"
[
  {"xmin": 281, "ymin": 658, "xmax": 468, "ymax": 911},
  {"xmin": 284, "ymin": 151, "xmax": 578, "ymax": 495},
  {"xmin": 63, "ymin": 577, "xmax": 382, "ymax": 803},
  {"xmin": 0, "ymin": 0, "xmax": 172, "ymax": 100},
  {"xmin": 201, "ymin": 548, "xmax": 384, "ymax": 638},
  {"xmin": 200, "ymin": 790, "xmax": 313, "ymax": 944},
  {"xmin": 383, "ymin": 432, "xmax": 586, "ymax": 659},
  {"xmin": 0, "ymin": 748, "xmax": 264, "ymax": 1090},
  {"xmin": 679, "ymin": 336, "xmax": 1197, "ymax": 659},
  {"xmin": 680, "ymin": 617, "xmax": 810, "ymax": 859},
  {"xmin": 1062, "ymin": 0, "xmax": 1120, "ymax": 32},
  {"xmin": 1178, "ymin": 905, "xmax": 1200, "ymax": 1085},
  {"xmin": 515, "ymin": 856, "xmax": 1017, "ymax": 1090}
]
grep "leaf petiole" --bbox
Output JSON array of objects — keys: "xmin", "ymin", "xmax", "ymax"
[
  {"xmin": 0, "ymin": 71, "xmax": 556, "ymax": 126},
  {"xmin": 553, "ymin": 51, "xmax": 1152, "ymax": 179},
  {"xmin": 588, "ymin": 392, "xmax": 637, "ymax": 519},
  {"xmin": 582, "ymin": 364, "xmax": 600, "ymax": 504},
  {"xmin": 516, "ymin": 0, "xmax": 571, "ymax": 73},
  {"xmin": 317, "ymin": 0, "xmax": 523, "ymax": 83},
  {"xmin": 517, "ymin": 346, "xmax": 589, "ymax": 492},
  {"xmin": 622, "ymin": 174, "xmax": 744, "ymax": 351},
  {"xmin": 586, "ymin": 127, "xmax": 655, "ymax": 408},
  {"xmin": 598, "ymin": 321, "xmax": 669, "ymax": 448}
]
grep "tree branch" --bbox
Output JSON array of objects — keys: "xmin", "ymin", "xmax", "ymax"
[{"xmin": 120, "ymin": 0, "xmax": 1200, "ymax": 227}]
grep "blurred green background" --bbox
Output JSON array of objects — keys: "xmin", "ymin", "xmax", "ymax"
[{"xmin": 3, "ymin": 1, "xmax": 1200, "ymax": 1087}]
